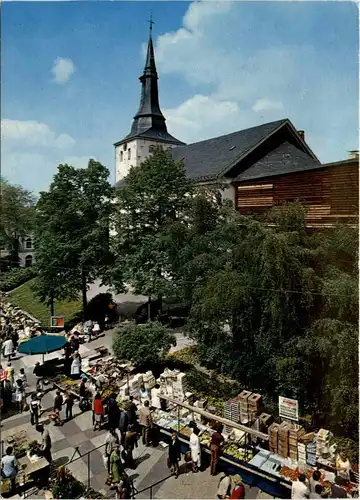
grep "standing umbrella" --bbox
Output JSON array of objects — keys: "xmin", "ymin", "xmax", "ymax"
[{"xmin": 18, "ymin": 334, "xmax": 67, "ymax": 364}]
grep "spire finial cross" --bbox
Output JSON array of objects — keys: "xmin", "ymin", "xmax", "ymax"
[{"xmin": 148, "ymin": 12, "xmax": 154, "ymax": 35}]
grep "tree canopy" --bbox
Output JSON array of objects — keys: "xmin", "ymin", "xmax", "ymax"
[
  {"xmin": 111, "ymin": 145, "xmax": 194, "ymax": 301},
  {"xmin": 34, "ymin": 160, "xmax": 115, "ymax": 314},
  {"xmin": 0, "ymin": 177, "xmax": 36, "ymax": 266}
]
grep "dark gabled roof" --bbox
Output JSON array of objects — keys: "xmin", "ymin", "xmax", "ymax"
[
  {"xmin": 234, "ymin": 141, "xmax": 322, "ymax": 182},
  {"xmin": 170, "ymin": 119, "xmax": 287, "ymax": 180}
]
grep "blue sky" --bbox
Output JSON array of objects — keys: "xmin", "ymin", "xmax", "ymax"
[{"xmin": 1, "ymin": 1, "xmax": 358, "ymax": 193}]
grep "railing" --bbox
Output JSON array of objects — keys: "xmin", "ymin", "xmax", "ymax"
[{"xmin": 133, "ymin": 474, "xmax": 173, "ymax": 499}]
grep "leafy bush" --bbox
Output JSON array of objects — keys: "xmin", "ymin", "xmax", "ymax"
[
  {"xmin": 0, "ymin": 267, "xmax": 37, "ymax": 292},
  {"xmin": 167, "ymin": 346, "xmax": 199, "ymax": 365},
  {"xmin": 113, "ymin": 321, "xmax": 176, "ymax": 366}
]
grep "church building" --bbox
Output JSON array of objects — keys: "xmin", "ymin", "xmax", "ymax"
[{"xmin": 115, "ymin": 28, "xmax": 358, "ymax": 228}]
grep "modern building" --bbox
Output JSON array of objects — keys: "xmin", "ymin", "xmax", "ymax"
[{"xmin": 115, "ymin": 28, "xmax": 359, "ymax": 228}]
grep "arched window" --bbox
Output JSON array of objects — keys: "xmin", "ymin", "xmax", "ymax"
[
  {"xmin": 25, "ymin": 255, "xmax": 33, "ymax": 268},
  {"xmin": 128, "ymin": 149, "xmax": 131, "ymax": 160},
  {"xmin": 120, "ymin": 151, "xmax": 123, "ymax": 162},
  {"xmin": 25, "ymin": 237, "xmax": 32, "ymax": 249}
]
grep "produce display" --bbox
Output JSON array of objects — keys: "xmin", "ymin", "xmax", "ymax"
[
  {"xmin": 56, "ymin": 376, "xmax": 79, "ymax": 393},
  {"xmin": 222, "ymin": 443, "xmax": 254, "ymax": 462},
  {"xmin": 7, "ymin": 431, "xmax": 29, "ymax": 458},
  {"xmin": 200, "ymin": 431, "xmax": 211, "ymax": 447}
]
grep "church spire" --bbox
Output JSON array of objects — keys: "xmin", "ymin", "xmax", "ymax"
[{"xmin": 126, "ymin": 19, "xmax": 183, "ymax": 144}]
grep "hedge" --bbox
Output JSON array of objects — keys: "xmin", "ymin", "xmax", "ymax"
[{"xmin": 0, "ymin": 267, "xmax": 37, "ymax": 292}]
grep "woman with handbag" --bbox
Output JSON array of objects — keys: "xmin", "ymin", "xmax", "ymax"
[{"xmin": 168, "ymin": 433, "xmax": 181, "ymax": 478}]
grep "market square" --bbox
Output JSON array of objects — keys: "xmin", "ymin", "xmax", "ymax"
[{"xmin": 1, "ymin": 1, "xmax": 358, "ymax": 499}]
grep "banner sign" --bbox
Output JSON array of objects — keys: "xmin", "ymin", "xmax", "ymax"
[
  {"xmin": 279, "ymin": 396, "xmax": 299, "ymax": 421},
  {"xmin": 50, "ymin": 315, "xmax": 64, "ymax": 328}
]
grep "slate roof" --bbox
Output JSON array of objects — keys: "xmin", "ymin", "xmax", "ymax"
[
  {"xmin": 170, "ymin": 119, "xmax": 287, "ymax": 180},
  {"xmin": 234, "ymin": 141, "xmax": 322, "ymax": 182}
]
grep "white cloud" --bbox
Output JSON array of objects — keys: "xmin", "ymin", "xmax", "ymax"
[
  {"xmin": 164, "ymin": 94, "xmax": 238, "ymax": 143},
  {"xmin": 51, "ymin": 57, "xmax": 75, "ymax": 84},
  {"xmin": 154, "ymin": 1, "xmax": 357, "ymax": 161},
  {"xmin": 1, "ymin": 119, "xmax": 75, "ymax": 149},
  {"xmin": 252, "ymin": 99, "xmax": 284, "ymax": 113},
  {"xmin": 60, "ymin": 156, "xmax": 96, "ymax": 168}
]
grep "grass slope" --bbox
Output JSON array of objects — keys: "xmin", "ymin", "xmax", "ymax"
[{"xmin": 8, "ymin": 279, "xmax": 81, "ymax": 327}]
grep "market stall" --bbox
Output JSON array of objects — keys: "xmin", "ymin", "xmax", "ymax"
[
  {"xmin": 150, "ymin": 394, "xmax": 358, "ymax": 499},
  {"xmin": 0, "ymin": 431, "xmax": 49, "ymax": 496}
]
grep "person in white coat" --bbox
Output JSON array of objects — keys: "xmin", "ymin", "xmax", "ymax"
[
  {"xmin": 189, "ymin": 426, "xmax": 201, "ymax": 472},
  {"xmin": 70, "ymin": 352, "xmax": 82, "ymax": 379},
  {"xmin": 2, "ymin": 338, "xmax": 13, "ymax": 362}
]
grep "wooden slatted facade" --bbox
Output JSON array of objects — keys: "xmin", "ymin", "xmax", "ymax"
[{"xmin": 235, "ymin": 158, "xmax": 359, "ymax": 227}]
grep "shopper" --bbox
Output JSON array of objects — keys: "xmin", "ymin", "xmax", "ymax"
[
  {"xmin": 124, "ymin": 424, "xmax": 137, "ymax": 469},
  {"xmin": 210, "ymin": 428, "xmax": 224, "ymax": 475},
  {"xmin": 309, "ymin": 470, "xmax": 321, "ymax": 494},
  {"xmin": 331, "ymin": 476, "xmax": 348, "ymax": 498},
  {"xmin": 107, "ymin": 398, "xmax": 120, "ymax": 430},
  {"xmin": 110, "ymin": 444, "xmax": 123, "ymax": 488},
  {"xmin": 92, "ymin": 392, "xmax": 104, "ymax": 431},
  {"xmin": 125, "ymin": 396, "xmax": 137, "ymax": 425},
  {"xmin": 64, "ymin": 392, "xmax": 74, "ymax": 421},
  {"xmin": 29, "ymin": 392, "xmax": 41, "ymax": 426},
  {"xmin": 139, "ymin": 400, "xmax": 152, "ymax": 447},
  {"xmin": 11, "ymin": 330, "xmax": 19, "ymax": 354},
  {"xmin": 189, "ymin": 426, "xmax": 201, "ymax": 473},
  {"xmin": 119, "ymin": 408, "xmax": 129, "ymax": 446},
  {"xmin": 105, "ymin": 428, "xmax": 120, "ymax": 474},
  {"xmin": 15, "ymin": 379, "xmax": 25, "ymax": 413},
  {"xmin": 291, "ymin": 473, "xmax": 310, "ymax": 499},
  {"xmin": 310, "ymin": 484, "xmax": 325, "ymax": 499},
  {"xmin": 1, "ymin": 446, "xmax": 19, "ymax": 494},
  {"xmin": 36, "ymin": 424, "xmax": 52, "ymax": 464},
  {"xmin": 217, "ymin": 472, "xmax": 232, "ymax": 499},
  {"xmin": 33, "ymin": 362, "xmax": 44, "ymax": 391},
  {"xmin": 70, "ymin": 352, "xmax": 82, "ymax": 379},
  {"xmin": 6, "ymin": 362, "xmax": 14, "ymax": 387},
  {"xmin": 53, "ymin": 390, "xmax": 63, "ymax": 424},
  {"xmin": 138, "ymin": 385, "xmax": 150, "ymax": 404},
  {"xmin": 230, "ymin": 475, "xmax": 245, "ymax": 499},
  {"xmin": 168, "ymin": 433, "xmax": 181, "ymax": 478},
  {"xmin": 2, "ymin": 337, "xmax": 13, "ymax": 362},
  {"xmin": 18, "ymin": 368, "xmax": 27, "ymax": 391}
]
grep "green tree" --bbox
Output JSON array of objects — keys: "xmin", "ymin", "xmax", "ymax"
[
  {"xmin": 34, "ymin": 160, "xmax": 115, "ymax": 316},
  {"xmin": 300, "ymin": 224, "xmax": 358, "ymax": 438},
  {"xmin": 0, "ymin": 178, "xmax": 36, "ymax": 266},
  {"xmin": 187, "ymin": 203, "xmax": 317, "ymax": 400},
  {"xmin": 112, "ymin": 146, "xmax": 194, "ymax": 307},
  {"xmin": 113, "ymin": 321, "xmax": 176, "ymax": 366}
]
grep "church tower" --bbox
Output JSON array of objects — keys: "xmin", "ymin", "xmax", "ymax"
[{"xmin": 114, "ymin": 20, "xmax": 184, "ymax": 184}]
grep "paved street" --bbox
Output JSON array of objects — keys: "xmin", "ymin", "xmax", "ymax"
[{"xmin": 1, "ymin": 329, "xmax": 263, "ymax": 499}]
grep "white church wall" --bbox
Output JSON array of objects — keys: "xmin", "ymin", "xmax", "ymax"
[
  {"xmin": 115, "ymin": 139, "xmax": 138, "ymax": 182},
  {"xmin": 115, "ymin": 138, "xmax": 176, "ymax": 184}
]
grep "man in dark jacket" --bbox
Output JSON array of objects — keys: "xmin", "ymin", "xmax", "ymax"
[{"xmin": 168, "ymin": 433, "xmax": 181, "ymax": 478}]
